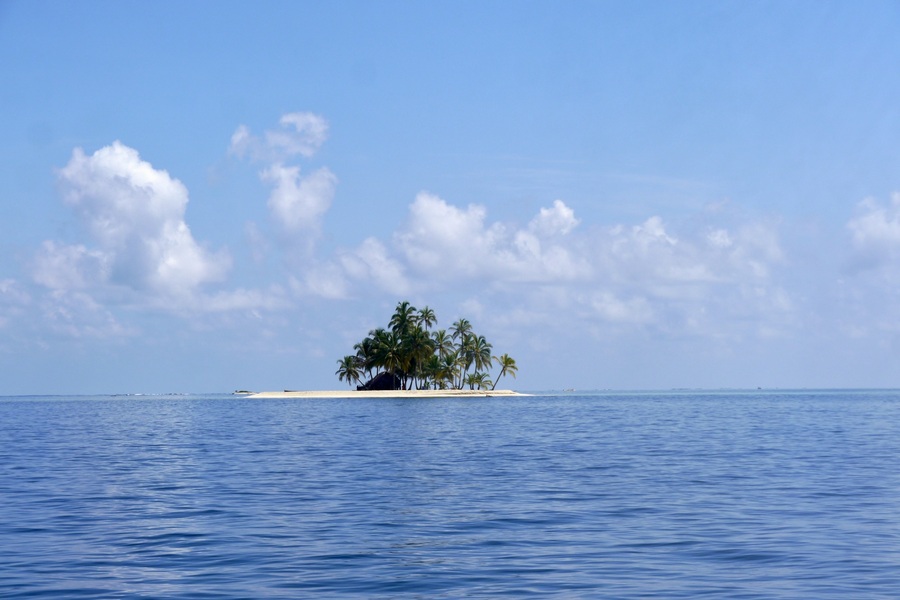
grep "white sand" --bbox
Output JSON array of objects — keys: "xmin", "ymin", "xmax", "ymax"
[{"xmin": 246, "ymin": 389, "xmax": 525, "ymax": 399}]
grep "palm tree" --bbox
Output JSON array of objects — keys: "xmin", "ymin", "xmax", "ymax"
[
  {"xmin": 471, "ymin": 334, "xmax": 493, "ymax": 375},
  {"xmin": 465, "ymin": 372, "xmax": 493, "ymax": 390},
  {"xmin": 417, "ymin": 306, "xmax": 437, "ymax": 331},
  {"xmin": 432, "ymin": 329, "xmax": 454, "ymax": 360},
  {"xmin": 335, "ymin": 355, "xmax": 362, "ymax": 388},
  {"xmin": 402, "ymin": 325, "xmax": 435, "ymax": 389},
  {"xmin": 390, "ymin": 301, "xmax": 417, "ymax": 336},
  {"xmin": 365, "ymin": 328, "xmax": 392, "ymax": 376},
  {"xmin": 450, "ymin": 318, "xmax": 472, "ymax": 342},
  {"xmin": 354, "ymin": 335, "xmax": 377, "ymax": 382},
  {"xmin": 439, "ymin": 352, "xmax": 460, "ymax": 390},
  {"xmin": 377, "ymin": 330, "xmax": 405, "ymax": 384},
  {"xmin": 456, "ymin": 333, "xmax": 475, "ymax": 388},
  {"xmin": 491, "ymin": 353, "xmax": 518, "ymax": 390}
]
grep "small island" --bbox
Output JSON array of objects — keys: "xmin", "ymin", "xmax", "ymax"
[
  {"xmin": 249, "ymin": 301, "xmax": 521, "ymax": 399},
  {"xmin": 338, "ymin": 301, "xmax": 518, "ymax": 392},
  {"xmin": 248, "ymin": 389, "xmax": 523, "ymax": 399}
]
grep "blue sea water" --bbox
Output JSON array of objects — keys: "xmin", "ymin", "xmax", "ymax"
[{"xmin": 1, "ymin": 390, "xmax": 899, "ymax": 598}]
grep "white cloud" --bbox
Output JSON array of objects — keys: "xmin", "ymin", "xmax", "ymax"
[
  {"xmin": 318, "ymin": 192, "xmax": 785, "ymax": 315},
  {"xmin": 263, "ymin": 164, "xmax": 337, "ymax": 233},
  {"xmin": 529, "ymin": 199, "xmax": 580, "ymax": 236},
  {"xmin": 292, "ymin": 238, "xmax": 411, "ymax": 300},
  {"xmin": 230, "ymin": 112, "xmax": 329, "ymax": 162},
  {"xmin": 395, "ymin": 192, "xmax": 588, "ymax": 283},
  {"xmin": 588, "ymin": 291, "xmax": 654, "ymax": 325},
  {"xmin": 598, "ymin": 216, "xmax": 783, "ymax": 286},
  {"xmin": 0, "ymin": 279, "xmax": 30, "ymax": 329},
  {"xmin": 50, "ymin": 141, "xmax": 231, "ymax": 297},
  {"xmin": 32, "ymin": 241, "xmax": 108, "ymax": 290},
  {"xmin": 191, "ymin": 286, "xmax": 290, "ymax": 312},
  {"xmin": 268, "ymin": 113, "xmax": 329, "ymax": 158},
  {"xmin": 229, "ymin": 125, "xmax": 254, "ymax": 160},
  {"xmin": 847, "ymin": 194, "xmax": 900, "ymax": 270},
  {"xmin": 0, "ymin": 279, "xmax": 29, "ymax": 305},
  {"xmin": 346, "ymin": 192, "xmax": 790, "ymax": 341},
  {"xmin": 294, "ymin": 266, "xmax": 350, "ymax": 300},
  {"xmin": 834, "ymin": 193, "xmax": 900, "ymax": 343},
  {"xmin": 299, "ymin": 190, "xmax": 789, "ymax": 343},
  {"xmin": 39, "ymin": 290, "xmax": 135, "ymax": 339},
  {"xmin": 396, "ymin": 192, "xmax": 498, "ymax": 277},
  {"xmin": 338, "ymin": 238, "xmax": 411, "ymax": 295},
  {"xmin": 707, "ymin": 228, "xmax": 733, "ymax": 249},
  {"xmin": 18, "ymin": 139, "xmax": 302, "ymax": 341},
  {"xmin": 24, "ymin": 120, "xmax": 796, "ymax": 350},
  {"xmin": 231, "ymin": 112, "xmax": 338, "ymax": 260}
]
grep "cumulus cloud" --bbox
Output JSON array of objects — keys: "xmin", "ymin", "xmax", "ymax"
[
  {"xmin": 338, "ymin": 238, "xmax": 410, "ymax": 295},
  {"xmin": 26, "ymin": 118, "xmax": 794, "ymax": 347},
  {"xmin": 47, "ymin": 141, "xmax": 231, "ymax": 297},
  {"xmin": 396, "ymin": 192, "xmax": 497, "ymax": 276},
  {"xmin": 596, "ymin": 216, "xmax": 783, "ymax": 287},
  {"xmin": 17, "ymin": 139, "xmax": 301, "ymax": 341},
  {"xmin": 834, "ymin": 193, "xmax": 900, "ymax": 341},
  {"xmin": 311, "ymin": 192, "xmax": 786, "ymax": 324},
  {"xmin": 291, "ymin": 238, "xmax": 411, "ymax": 300},
  {"xmin": 529, "ymin": 199, "xmax": 580, "ymax": 236},
  {"xmin": 395, "ymin": 192, "xmax": 588, "ymax": 283},
  {"xmin": 294, "ymin": 189, "xmax": 789, "ymax": 343},
  {"xmin": 325, "ymin": 192, "xmax": 790, "ymax": 340},
  {"xmin": 230, "ymin": 112, "xmax": 329, "ymax": 162},
  {"xmin": 231, "ymin": 112, "xmax": 338, "ymax": 254},
  {"xmin": 263, "ymin": 163, "xmax": 337, "ymax": 233},
  {"xmin": 847, "ymin": 194, "xmax": 900, "ymax": 270}
]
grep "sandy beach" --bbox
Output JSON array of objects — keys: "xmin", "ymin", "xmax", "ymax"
[{"xmin": 245, "ymin": 389, "xmax": 525, "ymax": 399}]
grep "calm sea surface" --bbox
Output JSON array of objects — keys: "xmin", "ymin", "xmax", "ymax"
[{"xmin": 1, "ymin": 390, "xmax": 899, "ymax": 598}]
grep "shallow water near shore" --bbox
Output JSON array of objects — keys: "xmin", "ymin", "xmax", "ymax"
[{"xmin": 2, "ymin": 389, "xmax": 899, "ymax": 598}]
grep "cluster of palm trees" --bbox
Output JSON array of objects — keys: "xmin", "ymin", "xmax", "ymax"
[{"xmin": 336, "ymin": 301, "xmax": 518, "ymax": 391}]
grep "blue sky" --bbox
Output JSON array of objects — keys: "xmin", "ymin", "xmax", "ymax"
[{"xmin": 2, "ymin": 1, "xmax": 900, "ymax": 394}]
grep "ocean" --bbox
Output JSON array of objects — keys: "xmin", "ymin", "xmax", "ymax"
[{"xmin": 1, "ymin": 390, "xmax": 898, "ymax": 598}]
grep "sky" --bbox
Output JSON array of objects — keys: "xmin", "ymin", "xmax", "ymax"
[{"xmin": 2, "ymin": 1, "xmax": 900, "ymax": 394}]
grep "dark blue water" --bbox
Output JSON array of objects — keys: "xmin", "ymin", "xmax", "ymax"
[{"xmin": 1, "ymin": 390, "xmax": 899, "ymax": 598}]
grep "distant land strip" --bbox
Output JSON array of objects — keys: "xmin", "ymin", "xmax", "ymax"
[{"xmin": 243, "ymin": 389, "xmax": 525, "ymax": 399}]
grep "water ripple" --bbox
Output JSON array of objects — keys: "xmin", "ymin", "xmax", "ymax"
[{"xmin": 1, "ymin": 391, "xmax": 899, "ymax": 598}]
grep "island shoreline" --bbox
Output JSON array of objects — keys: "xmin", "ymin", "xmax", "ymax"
[{"xmin": 245, "ymin": 389, "xmax": 525, "ymax": 399}]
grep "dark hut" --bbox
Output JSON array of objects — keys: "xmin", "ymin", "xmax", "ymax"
[{"xmin": 357, "ymin": 371, "xmax": 402, "ymax": 391}]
